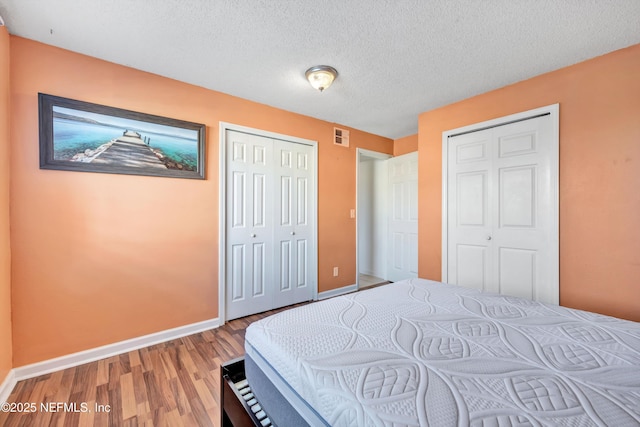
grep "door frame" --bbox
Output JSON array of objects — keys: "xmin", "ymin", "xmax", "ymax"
[
  {"xmin": 218, "ymin": 122, "xmax": 319, "ymax": 323},
  {"xmin": 355, "ymin": 148, "xmax": 392, "ymax": 289},
  {"xmin": 441, "ymin": 104, "xmax": 560, "ymax": 302}
]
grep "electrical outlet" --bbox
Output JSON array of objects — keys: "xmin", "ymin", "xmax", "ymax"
[{"xmin": 333, "ymin": 267, "xmax": 339, "ymax": 277}]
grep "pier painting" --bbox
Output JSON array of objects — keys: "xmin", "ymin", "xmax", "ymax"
[{"xmin": 38, "ymin": 94, "xmax": 205, "ymax": 179}]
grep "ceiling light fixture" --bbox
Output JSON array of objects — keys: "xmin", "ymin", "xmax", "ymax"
[{"xmin": 305, "ymin": 65, "xmax": 338, "ymax": 92}]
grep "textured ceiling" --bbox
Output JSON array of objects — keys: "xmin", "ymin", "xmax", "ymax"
[{"xmin": 0, "ymin": 1, "xmax": 639, "ymax": 139}]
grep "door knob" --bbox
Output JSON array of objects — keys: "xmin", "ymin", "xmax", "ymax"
[
  {"xmin": 291, "ymin": 231, "xmax": 295, "ymax": 235},
  {"xmin": 486, "ymin": 235, "xmax": 492, "ymax": 241},
  {"xmin": 250, "ymin": 233, "xmax": 256, "ymax": 238}
]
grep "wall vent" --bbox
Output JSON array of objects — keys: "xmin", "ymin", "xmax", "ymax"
[{"xmin": 333, "ymin": 127, "xmax": 350, "ymax": 147}]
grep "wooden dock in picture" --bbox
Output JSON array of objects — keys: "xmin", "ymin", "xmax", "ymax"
[{"xmin": 91, "ymin": 131, "xmax": 166, "ymax": 169}]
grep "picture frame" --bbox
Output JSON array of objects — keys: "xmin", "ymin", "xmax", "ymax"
[{"xmin": 38, "ymin": 93, "xmax": 206, "ymax": 179}]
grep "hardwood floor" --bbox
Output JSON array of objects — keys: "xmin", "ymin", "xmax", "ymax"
[{"xmin": 0, "ymin": 306, "xmax": 302, "ymax": 427}]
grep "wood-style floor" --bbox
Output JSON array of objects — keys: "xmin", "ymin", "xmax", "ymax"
[
  {"xmin": 0, "ymin": 305, "xmax": 301, "ymax": 427},
  {"xmin": 358, "ymin": 273, "xmax": 389, "ymax": 289}
]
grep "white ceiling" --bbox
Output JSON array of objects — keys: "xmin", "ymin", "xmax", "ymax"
[{"xmin": 0, "ymin": 1, "xmax": 639, "ymax": 139}]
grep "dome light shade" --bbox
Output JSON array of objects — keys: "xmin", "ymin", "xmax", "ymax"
[{"xmin": 305, "ymin": 65, "xmax": 338, "ymax": 92}]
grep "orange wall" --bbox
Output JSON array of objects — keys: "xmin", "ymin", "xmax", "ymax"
[
  {"xmin": 393, "ymin": 134, "xmax": 418, "ymax": 156},
  {"xmin": 0, "ymin": 27, "xmax": 12, "ymax": 385},
  {"xmin": 419, "ymin": 44, "xmax": 640, "ymax": 321},
  {"xmin": 10, "ymin": 36, "xmax": 392, "ymax": 365}
]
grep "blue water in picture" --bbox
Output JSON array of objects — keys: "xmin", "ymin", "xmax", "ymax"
[
  {"xmin": 53, "ymin": 119, "xmax": 121, "ymax": 160},
  {"xmin": 52, "ymin": 109, "xmax": 199, "ymax": 169}
]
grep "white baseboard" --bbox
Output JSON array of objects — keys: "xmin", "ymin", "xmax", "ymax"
[
  {"xmin": 318, "ymin": 284, "xmax": 357, "ymax": 300},
  {"xmin": 12, "ymin": 317, "xmax": 220, "ymax": 382},
  {"xmin": 0, "ymin": 369, "xmax": 16, "ymax": 403}
]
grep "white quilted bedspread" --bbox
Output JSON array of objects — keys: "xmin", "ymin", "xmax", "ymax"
[{"xmin": 245, "ymin": 279, "xmax": 640, "ymax": 426}]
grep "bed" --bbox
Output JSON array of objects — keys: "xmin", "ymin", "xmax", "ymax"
[{"xmin": 224, "ymin": 278, "xmax": 640, "ymax": 426}]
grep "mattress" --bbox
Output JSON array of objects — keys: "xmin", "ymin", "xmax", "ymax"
[{"xmin": 244, "ymin": 278, "xmax": 640, "ymax": 426}]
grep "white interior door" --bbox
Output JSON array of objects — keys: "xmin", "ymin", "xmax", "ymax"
[
  {"xmin": 272, "ymin": 140, "xmax": 315, "ymax": 309},
  {"xmin": 225, "ymin": 130, "xmax": 316, "ymax": 320},
  {"xmin": 446, "ymin": 127, "xmax": 494, "ymax": 291},
  {"xmin": 446, "ymin": 112, "xmax": 558, "ymax": 303},
  {"xmin": 387, "ymin": 152, "xmax": 419, "ymax": 282},
  {"xmin": 226, "ymin": 131, "xmax": 274, "ymax": 319}
]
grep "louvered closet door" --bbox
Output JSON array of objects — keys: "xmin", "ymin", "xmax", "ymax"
[
  {"xmin": 226, "ymin": 131, "xmax": 316, "ymax": 320},
  {"xmin": 447, "ymin": 115, "xmax": 557, "ymax": 304}
]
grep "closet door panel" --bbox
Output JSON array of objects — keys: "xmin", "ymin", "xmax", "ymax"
[
  {"xmin": 447, "ymin": 129, "xmax": 494, "ymax": 291},
  {"xmin": 225, "ymin": 131, "xmax": 274, "ymax": 320},
  {"xmin": 493, "ymin": 116, "xmax": 554, "ymax": 303},
  {"xmin": 273, "ymin": 140, "xmax": 314, "ymax": 309}
]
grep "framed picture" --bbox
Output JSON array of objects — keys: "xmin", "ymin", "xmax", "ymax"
[{"xmin": 38, "ymin": 93, "xmax": 206, "ymax": 179}]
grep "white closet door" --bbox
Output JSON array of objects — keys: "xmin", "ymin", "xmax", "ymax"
[
  {"xmin": 272, "ymin": 140, "xmax": 315, "ymax": 309},
  {"xmin": 447, "ymin": 115, "xmax": 557, "ymax": 303},
  {"xmin": 225, "ymin": 130, "xmax": 316, "ymax": 320},
  {"xmin": 387, "ymin": 152, "xmax": 419, "ymax": 282},
  {"xmin": 492, "ymin": 117, "xmax": 555, "ymax": 302},
  {"xmin": 447, "ymin": 128, "xmax": 494, "ymax": 291},
  {"xmin": 226, "ymin": 130, "xmax": 274, "ymax": 319}
]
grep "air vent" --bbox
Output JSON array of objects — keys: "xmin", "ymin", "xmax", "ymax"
[{"xmin": 333, "ymin": 127, "xmax": 350, "ymax": 147}]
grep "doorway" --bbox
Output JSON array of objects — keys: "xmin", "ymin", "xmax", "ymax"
[{"xmin": 356, "ymin": 149, "xmax": 418, "ymax": 289}]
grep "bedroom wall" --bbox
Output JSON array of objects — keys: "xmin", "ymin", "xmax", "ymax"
[
  {"xmin": 393, "ymin": 134, "xmax": 418, "ymax": 156},
  {"xmin": 9, "ymin": 36, "xmax": 393, "ymax": 366},
  {"xmin": 418, "ymin": 43, "xmax": 640, "ymax": 321},
  {"xmin": 0, "ymin": 26, "xmax": 13, "ymax": 388}
]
